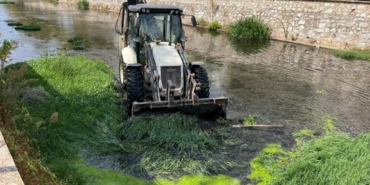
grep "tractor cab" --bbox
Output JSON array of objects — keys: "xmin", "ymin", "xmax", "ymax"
[{"xmin": 117, "ymin": 2, "xmax": 196, "ymax": 63}]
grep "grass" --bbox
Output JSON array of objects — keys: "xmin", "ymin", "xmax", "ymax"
[
  {"xmin": 7, "ymin": 22, "xmax": 23, "ymax": 26},
  {"xmin": 15, "ymin": 24, "xmax": 41, "ymax": 31},
  {"xmin": 208, "ymin": 21, "xmax": 222, "ymax": 31},
  {"xmin": 18, "ymin": 55, "xmax": 120, "ymax": 183},
  {"xmin": 229, "ymin": 16, "xmax": 270, "ymax": 40},
  {"xmin": 77, "ymin": 0, "xmax": 89, "ymax": 10},
  {"xmin": 5, "ymin": 55, "xmax": 238, "ymax": 184},
  {"xmin": 197, "ymin": 18, "xmax": 208, "ymax": 27},
  {"xmin": 67, "ymin": 36, "xmax": 87, "ymax": 50},
  {"xmin": 1, "ymin": 37, "xmax": 60, "ymax": 184},
  {"xmin": 243, "ymin": 115, "xmax": 256, "ymax": 126},
  {"xmin": 333, "ymin": 49, "xmax": 370, "ymax": 61},
  {"xmin": 248, "ymin": 115, "xmax": 370, "ymax": 185},
  {"xmin": 89, "ymin": 113, "xmax": 231, "ymax": 178},
  {"xmin": 3, "ymin": 128, "xmax": 60, "ymax": 184},
  {"xmin": 272, "ymin": 133, "xmax": 370, "ymax": 185}
]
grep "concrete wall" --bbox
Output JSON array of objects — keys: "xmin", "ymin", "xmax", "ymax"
[
  {"xmin": 0, "ymin": 131, "xmax": 24, "ymax": 185},
  {"xmin": 59, "ymin": 0, "xmax": 370, "ymax": 49}
]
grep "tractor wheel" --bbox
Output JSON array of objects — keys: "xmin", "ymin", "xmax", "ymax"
[
  {"xmin": 192, "ymin": 66, "xmax": 210, "ymax": 98},
  {"xmin": 126, "ymin": 66, "xmax": 144, "ymax": 115},
  {"xmin": 119, "ymin": 56, "xmax": 125, "ymax": 85}
]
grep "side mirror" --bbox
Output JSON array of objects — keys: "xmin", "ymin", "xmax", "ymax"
[
  {"xmin": 191, "ymin": 16, "xmax": 197, "ymax": 27},
  {"xmin": 134, "ymin": 17, "xmax": 141, "ymax": 28}
]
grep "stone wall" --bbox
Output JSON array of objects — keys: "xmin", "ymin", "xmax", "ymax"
[{"xmin": 59, "ymin": 0, "xmax": 370, "ymax": 49}]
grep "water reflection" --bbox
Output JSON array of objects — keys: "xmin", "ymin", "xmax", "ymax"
[
  {"xmin": 184, "ymin": 27, "xmax": 370, "ymax": 135},
  {"xmin": 228, "ymin": 36, "xmax": 270, "ymax": 56}
]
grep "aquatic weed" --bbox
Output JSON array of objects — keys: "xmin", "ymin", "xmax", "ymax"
[
  {"xmin": 208, "ymin": 21, "xmax": 221, "ymax": 31},
  {"xmin": 77, "ymin": 0, "xmax": 89, "ymax": 10},
  {"xmin": 229, "ymin": 16, "xmax": 270, "ymax": 40}
]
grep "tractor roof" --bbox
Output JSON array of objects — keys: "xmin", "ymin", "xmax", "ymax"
[{"xmin": 128, "ymin": 4, "xmax": 183, "ymax": 14}]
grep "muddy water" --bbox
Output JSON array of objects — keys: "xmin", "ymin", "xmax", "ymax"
[{"xmin": 1, "ymin": 0, "xmax": 370, "ymax": 182}]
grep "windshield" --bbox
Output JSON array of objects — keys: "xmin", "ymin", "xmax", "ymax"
[{"xmin": 139, "ymin": 13, "xmax": 182, "ymax": 43}]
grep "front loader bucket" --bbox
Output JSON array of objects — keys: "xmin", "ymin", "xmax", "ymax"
[{"xmin": 131, "ymin": 97, "xmax": 228, "ymax": 117}]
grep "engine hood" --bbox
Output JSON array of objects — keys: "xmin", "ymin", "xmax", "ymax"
[{"xmin": 150, "ymin": 42, "xmax": 182, "ymax": 67}]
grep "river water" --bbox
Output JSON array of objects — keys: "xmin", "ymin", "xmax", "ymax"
[{"xmin": 1, "ymin": 0, "xmax": 370, "ymax": 182}]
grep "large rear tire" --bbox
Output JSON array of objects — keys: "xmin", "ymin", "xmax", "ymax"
[
  {"xmin": 191, "ymin": 66, "xmax": 210, "ymax": 98},
  {"xmin": 126, "ymin": 66, "xmax": 144, "ymax": 115}
]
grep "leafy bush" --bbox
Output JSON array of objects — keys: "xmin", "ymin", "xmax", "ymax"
[
  {"xmin": 20, "ymin": 86, "xmax": 50, "ymax": 106},
  {"xmin": 229, "ymin": 16, "xmax": 270, "ymax": 40},
  {"xmin": 333, "ymin": 49, "xmax": 370, "ymax": 61},
  {"xmin": 77, "ymin": 0, "xmax": 89, "ymax": 10},
  {"xmin": 208, "ymin": 21, "xmax": 222, "ymax": 30}
]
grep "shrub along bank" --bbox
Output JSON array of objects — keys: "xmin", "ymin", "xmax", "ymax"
[
  {"xmin": 229, "ymin": 16, "xmax": 270, "ymax": 40},
  {"xmin": 248, "ymin": 116, "xmax": 370, "ymax": 185}
]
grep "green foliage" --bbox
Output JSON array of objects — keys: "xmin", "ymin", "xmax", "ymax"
[
  {"xmin": 155, "ymin": 174, "xmax": 239, "ymax": 185},
  {"xmin": 208, "ymin": 21, "xmax": 221, "ymax": 30},
  {"xmin": 229, "ymin": 16, "xmax": 270, "ymax": 40},
  {"xmin": 333, "ymin": 49, "xmax": 370, "ymax": 61},
  {"xmin": 248, "ymin": 144, "xmax": 288, "ymax": 185},
  {"xmin": 316, "ymin": 90, "xmax": 325, "ymax": 95},
  {"xmin": 197, "ymin": 18, "xmax": 208, "ymax": 27},
  {"xmin": 20, "ymin": 56, "xmax": 119, "ymax": 182},
  {"xmin": 7, "ymin": 22, "xmax": 23, "ymax": 26},
  {"xmin": 243, "ymin": 115, "xmax": 256, "ymax": 125},
  {"xmin": 3, "ymin": 55, "xmax": 239, "ymax": 184},
  {"xmin": 3, "ymin": 128, "xmax": 61, "ymax": 184},
  {"xmin": 90, "ymin": 113, "xmax": 229, "ymax": 177},
  {"xmin": 20, "ymin": 86, "xmax": 50, "ymax": 107},
  {"xmin": 248, "ymin": 115, "xmax": 370, "ymax": 185},
  {"xmin": 216, "ymin": 117, "xmax": 228, "ymax": 125},
  {"xmin": 322, "ymin": 115, "xmax": 337, "ymax": 134},
  {"xmin": 77, "ymin": 0, "xmax": 89, "ymax": 10},
  {"xmin": 0, "ymin": 39, "xmax": 12, "ymax": 59},
  {"xmin": 76, "ymin": 159, "xmax": 149, "ymax": 185},
  {"xmin": 272, "ymin": 133, "xmax": 370, "ymax": 185},
  {"xmin": 0, "ymin": 1, "xmax": 15, "ymax": 4},
  {"xmin": 67, "ymin": 36, "xmax": 87, "ymax": 50},
  {"xmin": 1, "ymin": 36, "xmax": 59, "ymax": 184},
  {"xmin": 15, "ymin": 24, "xmax": 41, "ymax": 31}
]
